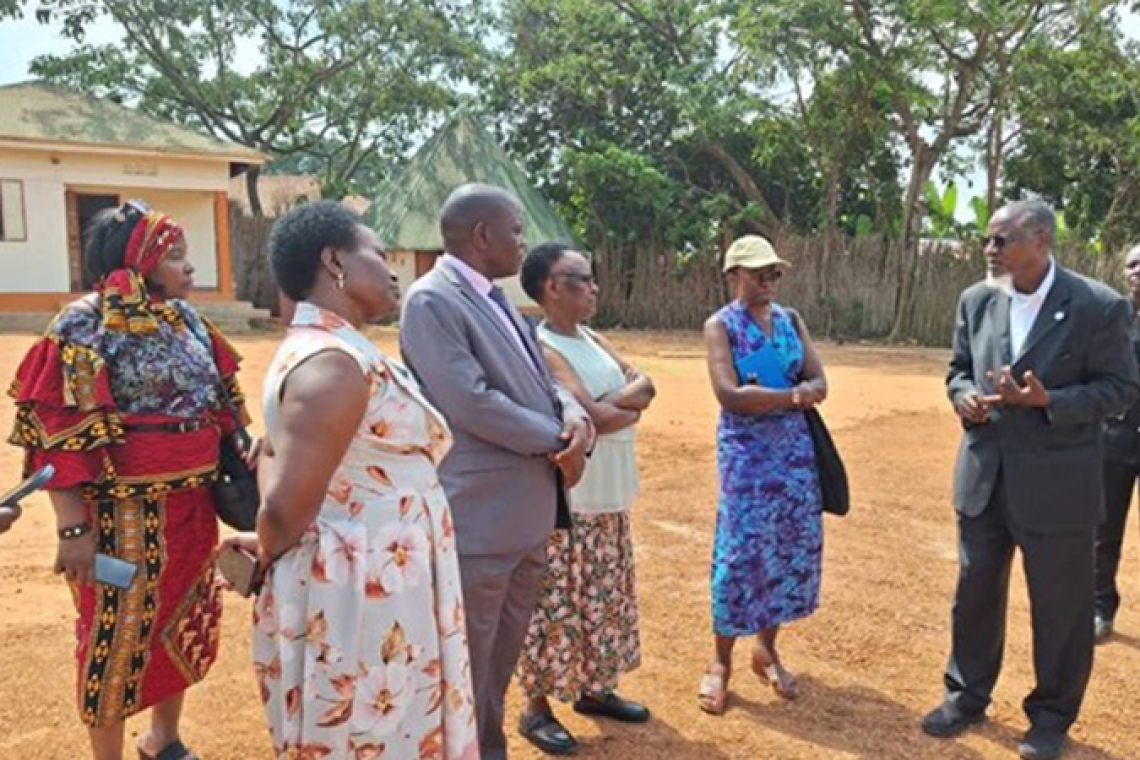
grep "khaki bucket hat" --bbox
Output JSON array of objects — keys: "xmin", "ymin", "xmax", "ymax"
[{"xmin": 722, "ymin": 235, "xmax": 791, "ymax": 273}]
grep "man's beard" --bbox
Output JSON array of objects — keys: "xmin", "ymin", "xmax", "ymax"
[{"xmin": 986, "ymin": 271, "xmax": 1014, "ymax": 293}]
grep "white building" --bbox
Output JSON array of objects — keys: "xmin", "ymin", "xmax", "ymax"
[{"xmin": 0, "ymin": 81, "xmax": 264, "ymax": 314}]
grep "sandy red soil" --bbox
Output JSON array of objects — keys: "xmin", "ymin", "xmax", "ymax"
[{"xmin": 0, "ymin": 329, "xmax": 1137, "ymax": 759}]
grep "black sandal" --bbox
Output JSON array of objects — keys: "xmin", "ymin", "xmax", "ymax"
[{"xmin": 138, "ymin": 739, "xmax": 200, "ymax": 760}]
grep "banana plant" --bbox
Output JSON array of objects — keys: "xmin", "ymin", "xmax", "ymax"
[
  {"xmin": 969, "ymin": 196, "xmax": 990, "ymax": 236},
  {"xmin": 925, "ymin": 180, "xmax": 959, "ymax": 238}
]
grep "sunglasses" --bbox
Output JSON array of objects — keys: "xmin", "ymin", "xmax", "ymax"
[{"xmin": 982, "ymin": 234, "xmax": 1009, "ymax": 249}]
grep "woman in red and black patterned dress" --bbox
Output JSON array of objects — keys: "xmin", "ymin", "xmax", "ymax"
[{"xmin": 8, "ymin": 200, "xmax": 250, "ymax": 760}]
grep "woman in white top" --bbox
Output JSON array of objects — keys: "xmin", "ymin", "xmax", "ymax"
[{"xmin": 514, "ymin": 243, "xmax": 656, "ymax": 756}]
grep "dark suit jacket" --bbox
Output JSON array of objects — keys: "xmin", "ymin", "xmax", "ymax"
[
  {"xmin": 1102, "ymin": 312, "xmax": 1140, "ymax": 466},
  {"xmin": 947, "ymin": 265, "xmax": 1139, "ymax": 533}
]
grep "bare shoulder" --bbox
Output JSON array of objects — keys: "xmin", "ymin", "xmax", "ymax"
[
  {"xmin": 703, "ymin": 313, "xmax": 726, "ymax": 333},
  {"xmin": 284, "ymin": 349, "xmax": 370, "ymax": 403}
]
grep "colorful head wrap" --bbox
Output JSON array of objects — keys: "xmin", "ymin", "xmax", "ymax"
[{"xmin": 97, "ymin": 200, "xmax": 186, "ymax": 335}]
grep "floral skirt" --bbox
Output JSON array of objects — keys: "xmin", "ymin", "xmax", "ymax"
[{"xmin": 517, "ymin": 512, "xmax": 641, "ymax": 702}]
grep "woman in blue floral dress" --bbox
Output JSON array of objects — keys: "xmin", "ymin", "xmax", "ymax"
[{"xmin": 697, "ymin": 236, "xmax": 827, "ymax": 715}]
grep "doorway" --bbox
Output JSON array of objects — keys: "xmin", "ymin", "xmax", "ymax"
[
  {"xmin": 66, "ymin": 191, "xmax": 120, "ymax": 291},
  {"xmin": 415, "ymin": 250, "xmax": 439, "ymax": 278}
]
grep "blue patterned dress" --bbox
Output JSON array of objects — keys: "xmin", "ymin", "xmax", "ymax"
[{"xmin": 711, "ymin": 301, "xmax": 823, "ymax": 636}]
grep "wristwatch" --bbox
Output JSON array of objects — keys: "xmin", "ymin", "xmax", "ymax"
[{"xmin": 792, "ymin": 387, "xmax": 803, "ymax": 409}]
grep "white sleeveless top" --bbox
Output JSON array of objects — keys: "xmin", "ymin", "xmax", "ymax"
[{"xmin": 539, "ymin": 324, "xmax": 639, "ymax": 515}]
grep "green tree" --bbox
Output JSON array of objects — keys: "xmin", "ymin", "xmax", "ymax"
[
  {"xmin": 27, "ymin": 0, "xmax": 484, "ymax": 213},
  {"xmin": 731, "ymin": 2, "xmax": 901, "ymax": 296},
  {"xmin": 740, "ymin": 0, "xmax": 1115, "ymax": 339},
  {"xmin": 488, "ymin": 0, "xmax": 758, "ymax": 269},
  {"xmin": 1003, "ymin": 18, "xmax": 1140, "ymax": 256},
  {"xmin": 489, "ymin": 0, "xmax": 869, "ymax": 269}
]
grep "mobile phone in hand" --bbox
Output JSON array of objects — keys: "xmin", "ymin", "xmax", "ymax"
[
  {"xmin": 217, "ymin": 544, "xmax": 260, "ymax": 597},
  {"xmin": 0, "ymin": 464, "xmax": 56, "ymax": 507},
  {"xmin": 94, "ymin": 553, "xmax": 139, "ymax": 590}
]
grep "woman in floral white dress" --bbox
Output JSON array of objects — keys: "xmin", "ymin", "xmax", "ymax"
[{"xmin": 234, "ymin": 201, "xmax": 478, "ymax": 760}]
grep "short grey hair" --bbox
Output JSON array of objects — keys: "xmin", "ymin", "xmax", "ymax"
[{"xmin": 1006, "ymin": 199, "xmax": 1056, "ymax": 241}]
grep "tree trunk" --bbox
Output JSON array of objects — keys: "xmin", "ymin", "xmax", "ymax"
[
  {"xmin": 985, "ymin": 59, "xmax": 1009, "ymax": 220},
  {"xmin": 698, "ymin": 141, "xmax": 781, "ymax": 238},
  {"xmin": 820, "ymin": 169, "xmax": 842, "ymax": 302},
  {"xmin": 888, "ymin": 147, "xmax": 937, "ymax": 342},
  {"xmin": 245, "ymin": 165, "xmax": 264, "ymax": 217}
]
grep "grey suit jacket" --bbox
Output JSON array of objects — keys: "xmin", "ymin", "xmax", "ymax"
[
  {"xmin": 947, "ymin": 265, "xmax": 1139, "ymax": 532},
  {"xmin": 399, "ymin": 260, "xmax": 580, "ymax": 557}
]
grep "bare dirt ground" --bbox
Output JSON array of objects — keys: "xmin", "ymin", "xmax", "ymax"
[{"xmin": 0, "ymin": 329, "xmax": 1137, "ymax": 760}]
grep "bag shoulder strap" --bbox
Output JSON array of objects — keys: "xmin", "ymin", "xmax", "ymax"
[{"xmin": 183, "ymin": 311, "xmax": 250, "ymax": 444}]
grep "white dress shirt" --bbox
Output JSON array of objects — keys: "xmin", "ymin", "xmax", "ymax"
[
  {"xmin": 1006, "ymin": 259, "xmax": 1056, "ymax": 359},
  {"xmin": 440, "ymin": 253, "xmax": 542, "ymax": 376}
]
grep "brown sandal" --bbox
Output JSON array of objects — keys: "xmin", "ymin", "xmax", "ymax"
[
  {"xmin": 698, "ymin": 666, "xmax": 730, "ymax": 715},
  {"xmin": 752, "ymin": 647, "xmax": 798, "ymax": 700}
]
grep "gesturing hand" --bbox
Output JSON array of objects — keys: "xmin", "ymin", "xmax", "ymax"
[
  {"xmin": 981, "ymin": 367, "xmax": 1051, "ymax": 408},
  {"xmin": 954, "ymin": 392, "xmax": 991, "ymax": 424}
]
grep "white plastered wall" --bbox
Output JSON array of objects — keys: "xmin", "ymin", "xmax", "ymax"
[{"xmin": 0, "ymin": 145, "xmax": 231, "ymax": 292}]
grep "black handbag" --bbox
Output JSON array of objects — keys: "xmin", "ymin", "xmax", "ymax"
[
  {"xmin": 213, "ymin": 423, "xmax": 259, "ymax": 531},
  {"xmin": 804, "ymin": 408, "xmax": 849, "ymax": 516}
]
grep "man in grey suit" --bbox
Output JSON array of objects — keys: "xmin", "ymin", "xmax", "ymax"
[
  {"xmin": 400, "ymin": 184, "xmax": 593, "ymax": 760},
  {"xmin": 922, "ymin": 199, "xmax": 1139, "ymax": 760}
]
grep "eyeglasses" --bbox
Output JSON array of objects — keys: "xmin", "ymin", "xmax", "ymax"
[
  {"xmin": 744, "ymin": 268, "xmax": 783, "ymax": 283},
  {"xmin": 555, "ymin": 272, "xmax": 597, "ymax": 287},
  {"xmin": 982, "ymin": 234, "xmax": 1009, "ymax": 249}
]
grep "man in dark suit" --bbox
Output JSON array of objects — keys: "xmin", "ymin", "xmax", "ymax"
[
  {"xmin": 922, "ymin": 199, "xmax": 1139, "ymax": 760},
  {"xmin": 1094, "ymin": 243, "xmax": 1140, "ymax": 642}
]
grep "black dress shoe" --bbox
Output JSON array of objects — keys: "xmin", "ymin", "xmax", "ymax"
[
  {"xmin": 1094, "ymin": 615, "xmax": 1114, "ymax": 643},
  {"xmin": 519, "ymin": 711, "xmax": 578, "ymax": 756},
  {"xmin": 1018, "ymin": 727, "xmax": 1067, "ymax": 760},
  {"xmin": 573, "ymin": 692, "xmax": 651, "ymax": 723},
  {"xmin": 921, "ymin": 702, "xmax": 985, "ymax": 738}
]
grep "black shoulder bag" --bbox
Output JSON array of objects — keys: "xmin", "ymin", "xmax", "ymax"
[
  {"xmin": 213, "ymin": 385, "xmax": 260, "ymax": 531},
  {"xmin": 788, "ymin": 310, "xmax": 850, "ymax": 516},
  {"xmin": 803, "ymin": 408, "xmax": 849, "ymax": 516}
]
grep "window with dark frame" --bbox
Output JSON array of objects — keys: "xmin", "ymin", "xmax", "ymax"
[{"xmin": 0, "ymin": 179, "xmax": 28, "ymax": 242}]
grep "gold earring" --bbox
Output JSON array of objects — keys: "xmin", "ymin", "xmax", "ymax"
[{"xmin": 336, "ymin": 271, "xmax": 346, "ymax": 290}]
